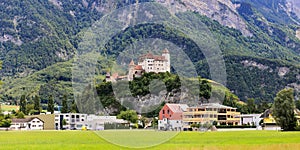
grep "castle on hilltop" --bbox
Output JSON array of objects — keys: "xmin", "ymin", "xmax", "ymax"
[{"xmin": 106, "ymin": 49, "xmax": 170, "ymax": 82}]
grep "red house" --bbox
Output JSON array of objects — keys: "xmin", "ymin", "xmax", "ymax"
[{"xmin": 159, "ymin": 103, "xmax": 189, "ymax": 120}]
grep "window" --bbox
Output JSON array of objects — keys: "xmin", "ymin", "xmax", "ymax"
[
  {"xmin": 37, "ymin": 121, "xmax": 40, "ymax": 123},
  {"xmin": 167, "ymin": 109, "xmax": 170, "ymax": 114},
  {"xmin": 162, "ymin": 110, "xmax": 165, "ymax": 114}
]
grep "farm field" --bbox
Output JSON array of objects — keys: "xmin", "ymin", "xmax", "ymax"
[
  {"xmin": 0, "ymin": 130, "xmax": 299, "ymax": 150},
  {"xmin": 0, "ymin": 105, "xmax": 18, "ymax": 112}
]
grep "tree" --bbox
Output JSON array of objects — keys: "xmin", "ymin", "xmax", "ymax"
[
  {"xmin": 16, "ymin": 111, "xmax": 25, "ymax": 119},
  {"xmin": 0, "ymin": 61, "xmax": 2, "ymax": 87},
  {"xmin": 272, "ymin": 88, "xmax": 297, "ymax": 131},
  {"xmin": 295, "ymin": 100, "xmax": 300, "ymax": 110},
  {"xmin": 19, "ymin": 95, "xmax": 27, "ymax": 114},
  {"xmin": 117, "ymin": 110, "xmax": 138, "ymax": 123},
  {"xmin": 0, "ymin": 118, "xmax": 11, "ymax": 127},
  {"xmin": 70, "ymin": 99, "xmax": 79, "ymax": 113},
  {"xmin": 47, "ymin": 95, "xmax": 54, "ymax": 114},
  {"xmin": 199, "ymin": 78, "xmax": 212, "ymax": 103},
  {"xmin": 33, "ymin": 95, "xmax": 40, "ymax": 113},
  {"xmin": 246, "ymin": 98, "xmax": 256, "ymax": 114},
  {"xmin": 61, "ymin": 95, "xmax": 68, "ymax": 113}
]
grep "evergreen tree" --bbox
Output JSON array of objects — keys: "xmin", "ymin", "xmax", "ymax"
[
  {"xmin": 33, "ymin": 95, "xmax": 40, "ymax": 113},
  {"xmin": 61, "ymin": 95, "xmax": 68, "ymax": 113},
  {"xmin": 246, "ymin": 98, "xmax": 256, "ymax": 114},
  {"xmin": 199, "ymin": 78, "xmax": 211, "ymax": 103},
  {"xmin": 272, "ymin": 88, "xmax": 297, "ymax": 131},
  {"xmin": 19, "ymin": 95, "xmax": 27, "ymax": 114},
  {"xmin": 47, "ymin": 95, "xmax": 54, "ymax": 114},
  {"xmin": 70, "ymin": 99, "xmax": 79, "ymax": 113}
]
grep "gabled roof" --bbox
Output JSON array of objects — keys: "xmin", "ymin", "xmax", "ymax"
[
  {"xmin": 154, "ymin": 56, "xmax": 166, "ymax": 61},
  {"xmin": 260, "ymin": 109, "xmax": 271, "ymax": 118},
  {"xmin": 166, "ymin": 103, "xmax": 189, "ymax": 113},
  {"xmin": 129, "ymin": 59, "xmax": 135, "ymax": 66},
  {"xmin": 12, "ymin": 117, "xmax": 44, "ymax": 123},
  {"xmin": 139, "ymin": 52, "xmax": 167, "ymax": 62}
]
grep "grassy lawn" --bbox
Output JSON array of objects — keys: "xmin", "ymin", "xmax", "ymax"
[{"xmin": 0, "ymin": 130, "xmax": 299, "ymax": 150}]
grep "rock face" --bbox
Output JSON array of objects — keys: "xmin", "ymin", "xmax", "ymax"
[
  {"xmin": 157, "ymin": 0, "xmax": 252, "ymax": 36},
  {"xmin": 286, "ymin": 0, "xmax": 300, "ymax": 19}
]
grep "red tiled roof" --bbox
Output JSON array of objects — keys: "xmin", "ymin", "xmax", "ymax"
[
  {"xmin": 134, "ymin": 65, "xmax": 143, "ymax": 70},
  {"xmin": 154, "ymin": 56, "xmax": 166, "ymax": 61},
  {"xmin": 166, "ymin": 103, "xmax": 189, "ymax": 113},
  {"xmin": 139, "ymin": 52, "xmax": 166, "ymax": 61}
]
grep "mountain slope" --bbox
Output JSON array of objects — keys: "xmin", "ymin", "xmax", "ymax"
[{"xmin": 0, "ymin": 0, "xmax": 299, "ymax": 104}]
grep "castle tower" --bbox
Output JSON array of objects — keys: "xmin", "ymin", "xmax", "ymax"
[
  {"xmin": 128, "ymin": 59, "xmax": 136, "ymax": 80},
  {"xmin": 162, "ymin": 48, "xmax": 170, "ymax": 72}
]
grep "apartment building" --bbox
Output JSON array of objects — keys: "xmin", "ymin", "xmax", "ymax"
[{"xmin": 182, "ymin": 103, "xmax": 241, "ymax": 127}]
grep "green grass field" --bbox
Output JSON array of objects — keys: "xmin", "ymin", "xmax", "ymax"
[{"xmin": 0, "ymin": 130, "xmax": 299, "ymax": 150}]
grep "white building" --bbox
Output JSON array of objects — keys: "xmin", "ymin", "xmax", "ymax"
[
  {"xmin": 86, "ymin": 115, "xmax": 128, "ymax": 130},
  {"xmin": 10, "ymin": 117, "xmax": 44, "ymax": 130},
  {"xmin": 55, "ymin": 113, "xmax": 87, "ymax": 130},
  {"xmin": 240, "ymin": 114, "xmax": 262, "ymax": 127},
  {"xmin": 158, "ymin": 119, "xmax": 184, "ymax": 131},
  {"xmin": 55, "ymin": 113, "xmax": 128, "ymax": 130}
]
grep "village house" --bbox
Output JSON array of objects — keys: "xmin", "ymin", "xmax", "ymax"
[
  {"xmin": 10, "ymin": 117, "xmax": 44, "ymax": 130},
  {"xmin": 260, "ymin": 109, "xmax": 300, "ymax": 130},
  {"xmin": 158, "ymin": 103, "xmax": 189, "ymax": 131}
]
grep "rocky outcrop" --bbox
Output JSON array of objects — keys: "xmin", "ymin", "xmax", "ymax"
[{"xmin": 157, "ymin": 0, "xmax": 252, "ymax": 36}]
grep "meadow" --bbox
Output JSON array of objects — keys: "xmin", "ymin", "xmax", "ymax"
[{"xmin": 0, "ymin": 130, "xmax": 299, "ymax": 150}]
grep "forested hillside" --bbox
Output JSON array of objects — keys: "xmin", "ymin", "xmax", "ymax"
[{"xmin": 0, "ymin": 0, "xmax": 299, "ymax": 105}]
